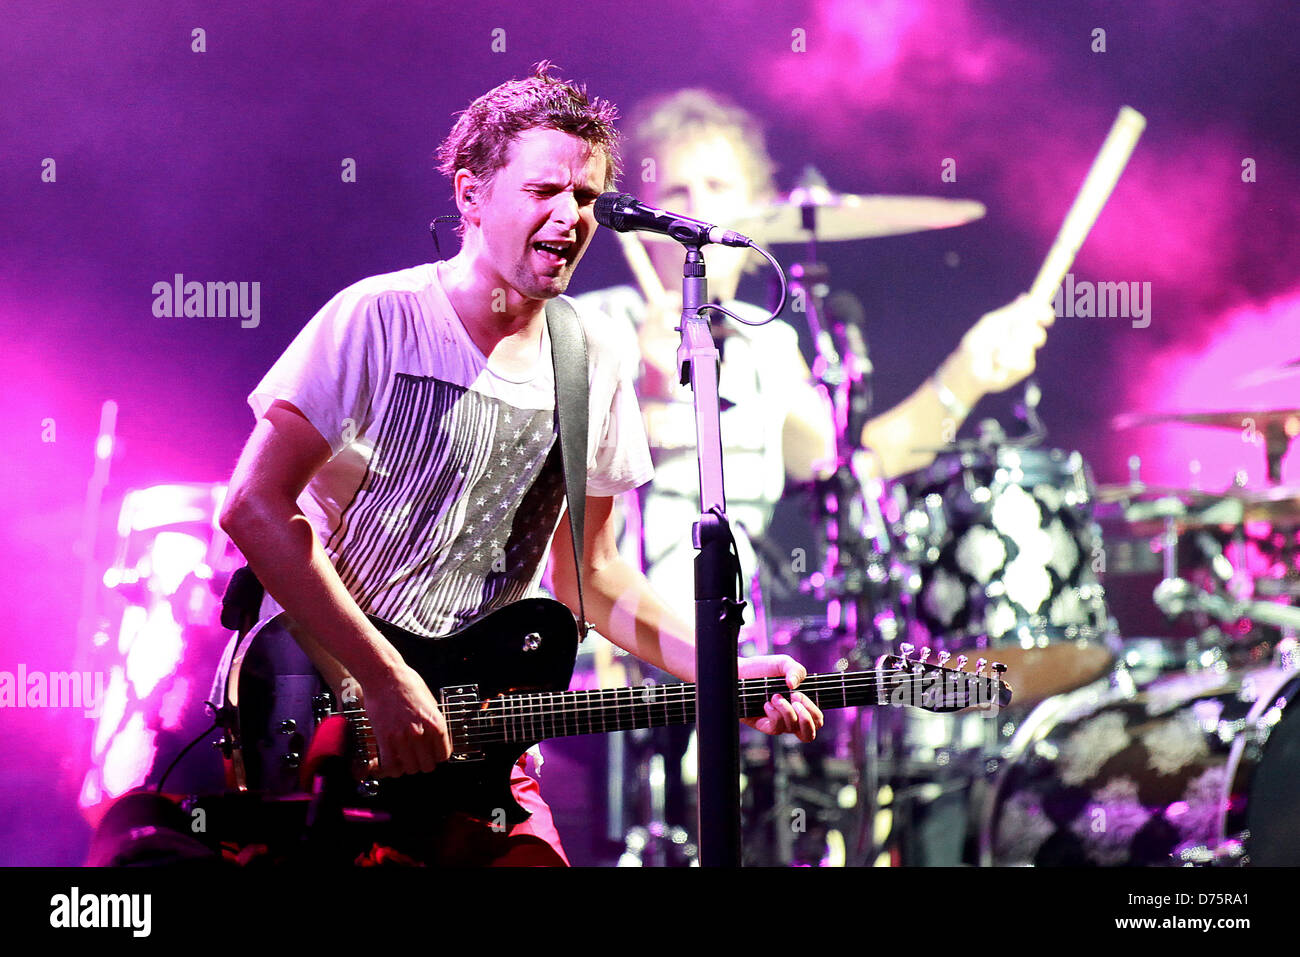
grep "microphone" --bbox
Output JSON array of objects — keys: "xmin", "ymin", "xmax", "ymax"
[{"xmin": 594, "ymin": 192, "xmax": 753, "ymax": 247}]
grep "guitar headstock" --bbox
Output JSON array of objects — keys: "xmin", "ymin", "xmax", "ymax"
[{"xmin": 877, "ymin": 644, "xmax": 1013, "ymax": 713}]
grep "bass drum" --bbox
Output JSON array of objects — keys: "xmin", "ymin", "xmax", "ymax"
[
  {"xmin": 888, "ymin": 446, "xmax": 1114, "ymax": 705},
  {"xmin": 1221, "ymin": 661, "xmax": 1300, "ymax": 865},
  {"xmin": 982, "ymin": 655, "xmax": 1300, "ymax": 866}
]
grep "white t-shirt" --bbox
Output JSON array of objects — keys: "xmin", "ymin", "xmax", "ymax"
[{"xmin": 250, "ymin": 263, "xmax": 653, "ymax": 638}]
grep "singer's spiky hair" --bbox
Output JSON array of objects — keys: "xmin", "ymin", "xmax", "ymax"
[{"xmin": 436, "ymin": 61, "xmax": 621, "ymax": 201}]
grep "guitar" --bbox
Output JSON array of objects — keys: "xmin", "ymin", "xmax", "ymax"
[{"xmin": 221, "ymin": 597, "xmax": 1011, "ymax": 824}]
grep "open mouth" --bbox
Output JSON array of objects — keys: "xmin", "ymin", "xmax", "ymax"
[{"xmin": 533, "ymin": 239, "xmax": 574, "ymax": 268}]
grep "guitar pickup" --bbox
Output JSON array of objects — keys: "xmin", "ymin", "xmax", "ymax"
[{"xmin": 441, "ymin": 686, "xmax": 485, "ymax": 762}]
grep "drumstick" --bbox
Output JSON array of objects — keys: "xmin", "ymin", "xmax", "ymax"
[
  {"xmin": 615, "ymin": 230, "xmax": 669, "ymax": 307},
  {"xmin": 1029, "ymin": 106, "xmax": 1147, "ymax": 303}
]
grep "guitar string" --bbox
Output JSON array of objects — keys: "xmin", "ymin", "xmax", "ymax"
[
  {"xmin": 328, "ymin": 672, "xmax": 1003, "ymax": 749},
  {"xmin": 327, "ymin": 671, "xmax": 999, "ymax": 726},
  {"xmin": 325, "ymin": 670, "xmax": 1001, "ymax": 719},
  {"xmin": 330, "ymin": 672, "xmax": 1001, "ymax": 726},
  {"xmin": 348, "ymin": 700, "xmax": 1000, "ymax": 750}
]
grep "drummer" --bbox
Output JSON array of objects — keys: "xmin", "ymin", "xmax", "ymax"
[{"xmin": 575, "ymin": 88, "xmax": 1056, "ymax": 610}]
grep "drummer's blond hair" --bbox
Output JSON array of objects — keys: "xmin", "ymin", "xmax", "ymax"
[{"xmin": 624, "ymin": 89, "xmax": 776, "ymax": 200}]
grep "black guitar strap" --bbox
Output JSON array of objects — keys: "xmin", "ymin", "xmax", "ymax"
[{"xmin": 545, "ymin": 296, "xmax": 589, "ymax": 639}]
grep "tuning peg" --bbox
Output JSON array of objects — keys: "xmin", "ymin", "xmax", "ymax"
[
  {"xmin": 899, "ymin": 643, "xmax": 915, "ymax": 661},
  {"xmin": 975, "ymin": 658, "xmax": 988, "ymax": 676},
  {"xmin": 937, "ymin": 651, "xmax": 952, "ymax": 668},
  {"xmin": 954, "ymin": 655, "xmax": 968, "ymax": 671},
  {"xmin": 918, "ymin": 648, "xmax": 933, "ymax": 664},
  {"xmin": 991, "ymin": 662, "xmax": 1008, "ymax": 679}
]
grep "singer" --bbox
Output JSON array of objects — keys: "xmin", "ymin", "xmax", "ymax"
[{"xmin": 213, "ymin": 62, "xmax": 822, "ymax": 867}]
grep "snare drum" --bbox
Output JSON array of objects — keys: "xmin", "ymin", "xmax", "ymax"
[
  {"xmin": 982, "ymin": 654, "xmax": 1300, "ymax": 866},
  {"xmin": 889, "ymin": 447, "xmax": 1114, "ymax": 704}
]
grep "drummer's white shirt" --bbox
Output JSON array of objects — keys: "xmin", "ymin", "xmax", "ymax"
[{"xmin": 574, "ymin": 284, "xmax": 807, "ymax": 628}]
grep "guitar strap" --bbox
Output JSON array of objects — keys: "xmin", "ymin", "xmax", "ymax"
[{"xmin": 545, "ymin": 296, "xmax": 589, "ymax": 639}]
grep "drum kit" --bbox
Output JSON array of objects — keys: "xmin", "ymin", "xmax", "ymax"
[
  {"xmin": 857, "ymin": 409, "xmax": 1300, "ymax": 870},
  {"xmin": 607, "ymin": 126, "xmax": 1300, "ymax": 866}
]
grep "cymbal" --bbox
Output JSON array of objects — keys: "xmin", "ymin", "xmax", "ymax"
[
  {"xmin": 1236, "ymin": 357, "xmax": 1300, "ymax": 389},
  {"xmin": 1096, "ymin": 483, "xmax": 1300, "ymax": 529},
  {"xmin": 1095, "ymin": 485, "xmax": 1245, "ymax": 534},
  {"xmin": 1113, "ymin": 409, "xmax": 1300, "ymax": 434},
  {"xmin": 1093, "ymin": 482, "xmax": 1221, "ymax": 504},
  {"xmin": 731, "ymin": 191, "xmax": 987, "ymax": 244},
  {"xmin": 1234, "ymin": 486, "xmax": 1300, "ymax": 524}
]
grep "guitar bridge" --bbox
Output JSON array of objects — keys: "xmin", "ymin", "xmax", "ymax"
[{"xmin": 441, "ymin": 686, "xmax": 485, "ymax": 762}]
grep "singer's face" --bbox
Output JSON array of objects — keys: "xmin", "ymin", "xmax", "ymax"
[
  {"xmin": 473, "ymin": 127, "xmax": 606, "ymax": 301},
  {"xmin": 644, "ymin": 132, "xmax": 757, "ymax": 299}
]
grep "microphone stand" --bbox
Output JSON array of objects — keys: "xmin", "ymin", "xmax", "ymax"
[{"xmin": 676, "ymin": 243, "xmax": 745, "ymax": 867}]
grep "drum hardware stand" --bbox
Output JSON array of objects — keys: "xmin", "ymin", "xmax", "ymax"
[
  {"xmin": 618, "ymin": 823, "xmax": 697, "ymax": 867},
  {"xmin": 770, "ymin": 737, "xmax": 852, "ymax": 865},
  {"xmin": 615, "ymin": 730, "xmax": 698, "ymax": 867},
  {"xmin": 1156, "ymin": 576, "xmax": 1300, "ymax": 636},
  {"xmin": 743, "ymin": 550, "xmax": 864, "ymax": 866},
  {"xmin": 779, "ymin": 177, "xmax": 906, "ymax": 866},
  {"xmin": 779, "ymin": 169, "xmax": 895, "ymax": 649},
  {"xmin": 604, "ymin": 649, "xmax": 699, "ymax": 867}
]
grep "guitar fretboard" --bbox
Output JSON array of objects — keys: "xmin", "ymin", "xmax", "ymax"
[{"xmin": 440, "ymin": 668, "xmax": 998, "ymax": 750}]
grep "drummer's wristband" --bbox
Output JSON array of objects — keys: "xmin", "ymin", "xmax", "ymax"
[{"xmin": 931, "ymin": 372, "xmax": 972, "ymax": 420}]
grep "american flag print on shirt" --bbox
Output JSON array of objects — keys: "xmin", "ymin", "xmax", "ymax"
[{"xmin": 326, "ymin": 373, "xmax": 566, "ymax": 638}]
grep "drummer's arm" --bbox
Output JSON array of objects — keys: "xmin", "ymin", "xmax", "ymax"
[
  {"xmin": 858, "ymin": 295, "xmax": 1054, "ymax": 480},
  {"xmin": 858, "ymin": 353, "xmax": 984, "ymax": 480},
  {"xmin": 783, "ymin": 350, "xmax": 837, "ymax": 481}
]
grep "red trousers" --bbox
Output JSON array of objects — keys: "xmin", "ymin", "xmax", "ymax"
[{"xmin": 354, "ymin": 756, "xmax": 570, "ymax": 867}]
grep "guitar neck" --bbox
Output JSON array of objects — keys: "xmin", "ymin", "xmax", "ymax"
[{"xmin": 447, "ymin": 667, "xmax": 998, "ymax": 749}]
